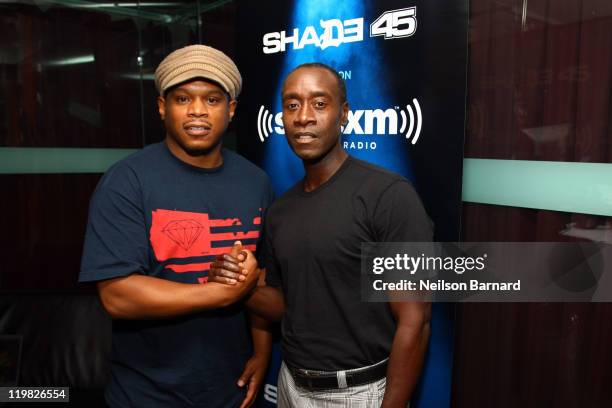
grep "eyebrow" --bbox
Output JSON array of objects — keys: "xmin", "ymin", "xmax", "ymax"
[{"xmin": 282, "ymin": 90, "xmax": 332, "ymax": 100}]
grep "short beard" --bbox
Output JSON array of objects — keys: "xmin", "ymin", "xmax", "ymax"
[
  {"xmin": 166, "ymin": 129, "xmax": 224, "ymax": 157},
  {"xmin": 182, "ymin": 139, "xmax": 222, "ymax": 157}
]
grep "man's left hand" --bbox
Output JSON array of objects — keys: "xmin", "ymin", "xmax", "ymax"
[{"xmin": 237, "ymin": 353, "xmax": 269, "ymax": 408}]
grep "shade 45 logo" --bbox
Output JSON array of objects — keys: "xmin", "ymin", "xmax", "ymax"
[
  {"xmin": 256, "ymin": 99, "xmax": 423, "ymax": 150},
  {"xmin": 262, "ymin": 7, "xmax": 417, "ymax": 54}
]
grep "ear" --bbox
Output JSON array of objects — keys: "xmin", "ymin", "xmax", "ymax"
[
  {"xmin": 341, "ymin": 101, "xmax": 349, "ymax": 126},
  {"xmin": 228, "ymin": 99, "xmax": 238, "ymax": 122},
  {"xmin": 157, "ymin": 96, "xmax": 166, "ymax": 120}
]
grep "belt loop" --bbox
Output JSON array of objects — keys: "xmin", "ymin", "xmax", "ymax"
[{"xmin": 337, "ymin": 370, "xmax": 348, "ymax": 389}]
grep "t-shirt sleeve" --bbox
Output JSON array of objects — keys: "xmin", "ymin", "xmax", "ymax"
[
  {"xmin": 79, "ymin": 165, "xmax": 149, "ymax": 282},
  {"xmin": 372, "ymin": 180, "xmax": 433, "ymax": 242},
  {"xmin": 260, "ymin": 216, "xmax": 282, "ymax": 288}
]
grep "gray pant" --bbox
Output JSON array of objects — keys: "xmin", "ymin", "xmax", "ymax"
[{"xmin": 277, "ymin": 362, "xmax": 387, "ymax": 408}]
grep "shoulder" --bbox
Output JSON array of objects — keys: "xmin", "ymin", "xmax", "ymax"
[
  {"xmin": 348, "ymin": 157, "xmax": 404, "ymax": 181},
  {"xmin": 117, "ymin": 142, "xmax": 165, "ymax": 168},
  {"xmin": 104, "ymin": 143, "xmax": 163, "ymax": 176},
  {"xmin": 96, "ymin": 144, "xmax": 165, "ymax": 195},
  {"xmin": 346, "ymin": 158, "xmax": 427, "ymax": 228},
  {"xmin": 347, "ymin": 156, "xmax": 413, "ymax": 196},
  {"xmin": 223, "ymin": 149, "xmax": 272, "ymax": 186}
]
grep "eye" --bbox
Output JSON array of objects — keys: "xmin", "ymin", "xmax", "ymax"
[
  {"xmin": 285, "ymin": 102, "xmax": 299, "ymax": 110},
  {"xmin": 176, "ymin": 95, "xmax": 189, "ymax": 104},
  {"xmin": 207, "ymin": 96, "xmax": 220, "ymax": 105},
  {"xmin": 314, "ymin": 100, "xmax": 327, "ymax": 109}
]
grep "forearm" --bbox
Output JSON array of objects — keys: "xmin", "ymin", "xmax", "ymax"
[
  {"xmin": 382, "ymin": 305, "xmax": 431, "ymax": 407},
  {"xmin": 98, "ymin": 274, "xmax": 237, "ymax": 319},
  {"xmin": 245, "ymin": 286, "xmax": 285, "ymax": 322},
  {"xmin": 250, "ymin": 313, "xmax": 273, "ymax": 358}
]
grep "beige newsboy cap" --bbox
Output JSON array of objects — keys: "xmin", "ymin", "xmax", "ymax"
[{"xmin": 154, "ymin": 44, "xmax": 242, "ymax": 100}]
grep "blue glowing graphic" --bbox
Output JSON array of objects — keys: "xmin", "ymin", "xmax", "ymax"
[{"xmin": 262, "ymin": 0, "xmax": 414, "ymax": 194}]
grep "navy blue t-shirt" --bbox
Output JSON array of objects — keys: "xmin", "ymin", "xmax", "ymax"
[{"xmin": 80, "ymin": 143, "xmax": 273, "ymax": 408}]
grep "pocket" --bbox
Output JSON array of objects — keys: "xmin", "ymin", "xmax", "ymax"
[
  {"xmin": 367, "ymin": 376, "xmax": 386, "ymax": 404},
  {"xmin": 375, "ymin": 377, "xmax": 386, "ymax": 395}
]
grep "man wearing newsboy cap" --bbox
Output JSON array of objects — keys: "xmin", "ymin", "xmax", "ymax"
[{"xmin": 80, "ymin": 45, "xmax": 273, "ymax": 408}]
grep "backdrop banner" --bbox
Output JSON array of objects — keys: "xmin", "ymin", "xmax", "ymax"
[{"xmin": 237, "ymin": 1, "xmax": 468, "ymax": 406}]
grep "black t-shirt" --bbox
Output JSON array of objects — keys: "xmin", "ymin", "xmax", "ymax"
[
  {"xmin": 80, "ymin": 143, "xmax": 273, "ymax": 407},
  {"xmin": 264, "ymin": 156, "xmax": 432, "ymax": 371}
]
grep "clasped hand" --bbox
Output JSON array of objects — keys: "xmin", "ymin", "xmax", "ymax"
[{"xmin": 209, "ymin": 241, "xmax": 260, "ymax": 289}]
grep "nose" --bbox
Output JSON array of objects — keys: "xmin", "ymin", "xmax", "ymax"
[
  {"xmin": 188, "ymin": 97, "xmax": 208, "ymax": 117},
  {"xmin": 294, "ymin": 103, "xmax": 315, "ymax": 127}
]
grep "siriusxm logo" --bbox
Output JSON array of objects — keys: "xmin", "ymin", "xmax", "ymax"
[
  {"xmin": 257, "ymin": 99, "xmax": 423, "ymax": 147},
  {"xmin": 262, "ymin": 8, "xmax": 417, "ymax": 54}
]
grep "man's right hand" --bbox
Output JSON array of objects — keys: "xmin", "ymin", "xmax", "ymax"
[
  {"xmin": 209, "ymin": 242, "xmax": 284, "ymax": 321},
  {"xmin": 208, "ymin": 241, "xmax": 260, "ymax": 305},
  {"xmin": 209, "ymin": 241, "xmax": 256, "ymax": 285}
]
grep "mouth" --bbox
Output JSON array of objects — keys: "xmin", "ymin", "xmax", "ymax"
[
  {"xmin": 293, "ymin": 132, "xmax": 317, "ymax": 144},
  {"xmin": 184, "ymin": 122, "xmax": 212, "ymax": 136}
]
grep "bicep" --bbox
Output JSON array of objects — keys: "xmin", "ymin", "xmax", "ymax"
[{"xmin": 389, "ymin": 301, "xmax": 432, "ymax": 327}]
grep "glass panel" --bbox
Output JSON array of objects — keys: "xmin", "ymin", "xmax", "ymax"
[
  {"xmin": 0, "ymin": 0, "xmax": 238, "ymax": 291},
  {"xmin": 0, "ymin": 1, "xmax": 143, "ymax": 148},
  {"xmin": 465, "ymin": 0, "xmax": 612, "ymax": 164}
]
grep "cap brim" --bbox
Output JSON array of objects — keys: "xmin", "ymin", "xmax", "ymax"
[{"xmin": 162, "ymin": 70, "xmax": 231, "ymax": 97}]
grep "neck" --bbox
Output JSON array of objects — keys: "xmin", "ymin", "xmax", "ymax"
[
  {"xmin": 165, "ymin": 138, "xmax": 223, "ymax": 169},
  {"xmin": 302, "ymin": 144, "xmax": 348, "ymax": 192}
]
